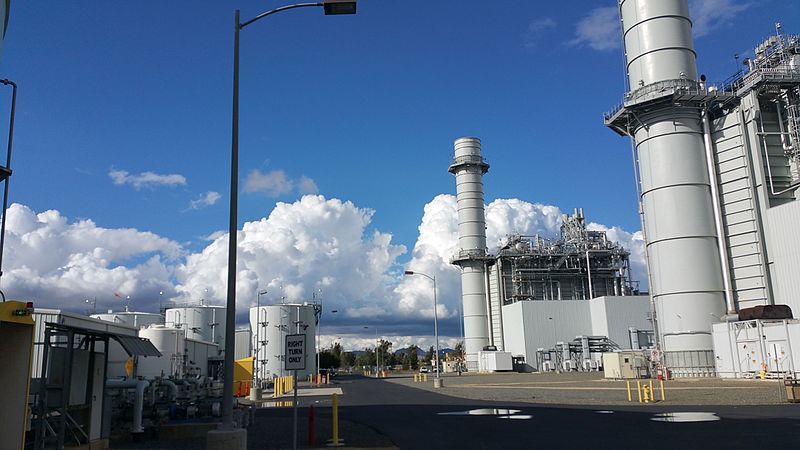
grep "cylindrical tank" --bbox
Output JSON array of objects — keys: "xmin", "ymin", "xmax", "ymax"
[
  {"xmin": 138, "ymin": 325, "xmax": 186, "ymax": 378},
  {"xmin": 250, "ymin": 304, "xmax": 317, "ymax": 381},
  {"xmin": 165, "ymin": 305, "xmax": 226, "ymax": 350},
  {"xmin": 91, "ymin": 311, "xmax": 164, "ymax": 329},
  {"xmin": 621, "ymin": 0, "xmax": 697, "ymax": 88},
  {"xmin": 619, "ymin": 0, "xmax": 726, "ymax": 373},
  {"xmin": 448, "ymin": 137, "xmax": 491, "ymax": 371}
]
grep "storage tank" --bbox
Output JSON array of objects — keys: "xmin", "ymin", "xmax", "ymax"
[
  {"xmin": 165, "ymin": 305, "xmax": 226, "ymax": 350},
  {"xmin": 91, "ymin": 310, "xmax": 164, "ymax": 329},
  {"xmin": 250, "ymin": 303, "xmax": 317, "ymax": 381},
  {"xmin": 138, "ymin": 325, "xmax": 186, "ymax": 378}
]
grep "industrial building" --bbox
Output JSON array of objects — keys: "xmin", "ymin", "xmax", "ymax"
[
  {"xmin": 448, "ymin": 137, "xmax": 654, "ymax": 372},
  {"xmin": 604, "ymin": 0, "xmax": 800, "ymax": 376}
]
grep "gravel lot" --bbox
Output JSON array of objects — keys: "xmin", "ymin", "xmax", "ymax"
[{"xmin": 384, "ymin": 371, "xmax": 792, "ymax": 406}]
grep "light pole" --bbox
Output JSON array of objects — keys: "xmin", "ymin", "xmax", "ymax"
[
  {"xmin": 363, "ymin": 325, "xmax": 378, "ymax": 374},
  {"xmin": 404, "ymin": 270, "xmax": 442, "ymax": 388},
  {"xmin": 251, "ymin": 289, "xmax": 268, "ymax": 400},
  {"xmin": 220, "ymin": 0, "xmax": 357, "ymax": 436},
  {"xmin": 314, "ymin": 288, "xmax": 322, "ymax": 382}
]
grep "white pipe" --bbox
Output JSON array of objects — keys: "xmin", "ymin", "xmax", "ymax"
[
  {"xmin": 775, "ymin": 99, "xmax": 794, "ymax": 151},
  {"xmin": 585, "ymin": 251, "xmax": 594, "ymax": 299},
  {"xmin": 107, "ymin": 379, "xmax": 150, "ymax": 433},
  {"xmin": 159, "ymin": 379, "xmax": 178, "ymax": 402},
  {"xmin": 702, "ymin": 110, "xmax": 736, "ymax": 314}
]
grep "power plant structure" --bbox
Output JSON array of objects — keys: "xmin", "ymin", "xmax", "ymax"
[
  {"xmin": 605, "ymin": 0, "xmax": 800, "ymax": 376},
  {"xmin": 448, "ymin": 137, "xmax": 494, "ymax": 371},
  {"xmin": 449, "ymin": 137, "xmax": 654, "ymax": 372}
]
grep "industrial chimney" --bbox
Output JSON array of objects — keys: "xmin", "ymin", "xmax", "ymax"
[
  {"xmin": 605, "ymin": 0, "xmax": 727, "ymax": 376},
  {"xmin": 449, "ymin": 137, "xmax": 493, "ymax": 371}
]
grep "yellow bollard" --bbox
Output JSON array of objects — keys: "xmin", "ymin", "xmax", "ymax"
[
  {"xmin": 332, "ymin": 393, "xmax": 340, "ymax": 447},
  {"xmin": 643, "ymin": 385, "xmax": 651, "ymax": 403},
  {"xmin": 659, "ymin": 379, "xmax": 666, "ymax": 401},
  {"xmin": 636, "ymin": 380, "xmax": 642, "ymax": 403},
  {"xmin": 649, "ymin": 380, "xmax": 654, "ymax": 402},
  {"xmin": 626, "ymin": 381, "xmax": 632, "ymax": 402},
  {"xmin": 326, "ymin": 373, "xmax": 330, "ymax": 384}
]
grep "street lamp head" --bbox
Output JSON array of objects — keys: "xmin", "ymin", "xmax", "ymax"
[
  {"xmin": 323, "ymin": 0, "xmax": 356, "ymax": 15},
  {"xmin": 404, "ymin": 270, "xmax": 414, "ymax": 275}
]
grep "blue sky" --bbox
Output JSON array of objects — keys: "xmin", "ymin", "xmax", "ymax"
[{"xmin": 0, "ymin": 0, "xmax": 797, "ymax": 350}]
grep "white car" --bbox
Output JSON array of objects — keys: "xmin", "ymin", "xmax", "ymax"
[{"xmin": 419, "ymin": 366, "xmax": 429, "ymax": 373}]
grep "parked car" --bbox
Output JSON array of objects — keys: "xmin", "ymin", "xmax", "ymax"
[{"xmin": 419, "ymin": 366, "xmax": 429, "ymax": 373}]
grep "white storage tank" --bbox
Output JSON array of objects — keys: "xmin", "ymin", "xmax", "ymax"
[
  {"xmin": 91, "ymin": 310, "xmax": 164, "ymax": 329},
  {"xmin": 165, "ymin": 305, "xmax": 226, "ymax": 350},
  {"xmin": 138, "ymin": 325, "xmax": 186, "ymax": 378},
  {"xmin": 250, "ymin": 303, "xmax": 317, "ymax": 381}
]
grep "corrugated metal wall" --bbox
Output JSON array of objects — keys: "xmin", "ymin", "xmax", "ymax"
[
  {"xmin": 711, "ymin": 103, "xmax": 771, "ymax": 309},
  {"xmin": 765, "ymin": 201, "xmax": 800, "ymax": 316}
]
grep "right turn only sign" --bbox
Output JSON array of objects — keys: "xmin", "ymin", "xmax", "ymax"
[{"xmin": 285, "ymin": 334, "xmax": 306, "ymax": 370}]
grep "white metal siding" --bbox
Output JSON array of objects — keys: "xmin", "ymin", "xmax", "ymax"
[
  {"xmin": 711, "ymin": 110, "xmax": 771, "ymax": 309},
  {"xmin": 765, "ymin": 201, "xmax": 800, "ymax": 316}
]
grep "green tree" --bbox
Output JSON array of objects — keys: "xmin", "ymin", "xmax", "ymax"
[
  {"xmin": 355, "ymin": 348, "xmax": 375, "ymax": 369},
  {"xmin": 424, "ymin": 346, "xmax": 435, "ymax": 364},
  {"xmin": 319, "ymin": 349, "xmax": 340, "ymax": 369},
  {"xmin": 455, "ymin": 341, "xmax": 465, "ymax": 362},
  {"xmin": 407, "ymin": 345, "xmax": 419, "ymax": 369},
  {"xmin": 377, "ymin": 339, "xmax": 393, "ymax": 368}
]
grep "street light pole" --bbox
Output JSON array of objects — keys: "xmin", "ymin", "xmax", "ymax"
[
  {"xmin": 221, "ymin": 1, "xmax": 357, "ymax": 434},
  {"xmin": 404, "ymin": 270, "xmax": 442, "ymax": 388},
  {"xmin": 253, "ymin": 289, "xmax": 268, "ymax": 392}
]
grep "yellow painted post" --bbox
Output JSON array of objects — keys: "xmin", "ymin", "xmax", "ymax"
[
  {"xmin": 636, "ymin": 380, "xmax": 642, "ymax": 403},
  {"xmin": 326, "ymin": 373, "xmax": 330, "ymax": 384},
  {"xmin": 659, "ymin": 379, "xmax": 666, "ymax": 401},
  {"xmin": 626, "ymin": 381, "xmax": 632, "ymax": 402},
  {"xmin": 643, "ymin": 385, "xmax": 650, "ymax": 403},
  {"xmin": 332, "ymin": 393, "xmax": 340, "ymax": 447},
  {"xmin": 649, "ymin": 380, "xmax": 654, "ymax": 402}
]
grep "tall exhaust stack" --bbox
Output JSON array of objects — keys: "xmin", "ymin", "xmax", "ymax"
[
  {"xmin": 605, "ymin": 0, "xmax": 726, "ymax": 376},
  {"xmin": 449, "ymin": 137, "xmax": 493, "ymax": 371}
]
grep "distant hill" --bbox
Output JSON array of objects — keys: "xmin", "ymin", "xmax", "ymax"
[{"xmin": 393, "ymin": 347, "xmax": 455, "ymax": 357}]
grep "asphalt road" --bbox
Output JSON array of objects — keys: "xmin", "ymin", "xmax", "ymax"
[{"xmin": 280, "ymin": 374, "xmax": 800, "ymax": 449}]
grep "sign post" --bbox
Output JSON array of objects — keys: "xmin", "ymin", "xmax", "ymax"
[{"xmin": 286, "ymin": 333, "xmax": 306, "ymax": 450}]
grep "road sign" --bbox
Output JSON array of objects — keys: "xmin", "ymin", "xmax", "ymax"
[{"xmin": 286, "ymin": 334, "xmax": 306, "ymax": 370}]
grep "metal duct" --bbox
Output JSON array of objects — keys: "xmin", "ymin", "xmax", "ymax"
[
  {"xmin": 449, "ymin": 137, "xmax": 492, "ymax": 371},
  {"xmin": 619, "ymin": 0, "xmax": 726, "ymax": 364}
]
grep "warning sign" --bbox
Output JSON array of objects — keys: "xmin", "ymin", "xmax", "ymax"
[{"xmin": 285, "ymin": 334, "xmax": 306, "ymax": 370}]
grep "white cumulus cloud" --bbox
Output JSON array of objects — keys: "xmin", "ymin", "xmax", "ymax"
[
  {"xmin": 0, "ymin": 196, "xmax": 644, "ymax": 348},
  {"xmin": 173, "ymin": 195, "xmax": 407, "ymax": 320},
  {"xmin": 109, "ymin": 169, "xmax": 187, "ymax": 189},
  {"xmin": 569, "ymin": 6, "xmax": 619, "ymax": 51},
  {"xmin": 689, "ymin": 0, "xmax": 752, "ymax": 37},
  {"xmin": 243, "ymin": 169, "xmax": 320, "ymax": 198},
  {"xmin": 0, "ymin": 203, "xmax": 181, "ymax": 311},
  {"xmin": 188, "ymin": 191, "xmax": 221, "ymax": 210}
]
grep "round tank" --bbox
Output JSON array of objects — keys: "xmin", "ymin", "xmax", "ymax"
[
  {"xmin": 165, "ymin": 305, "xmax": 226, "ymax": 349},
  {"xmin": 620, "ymin": 0, "xmax": 697, "ymax": 87},
  {"xmin": 250, "ymin": 304, "xmax": 317, "ymax": 381},
  {"xmin": 138, "ymin": 325, "xmax": 186, "ymax": 378},
  {"xmin": 91, "ymin": 311, "xmax": 164, "ymax": 329},
  {"xmin": 618, "ymin": 0, "xmax": 726, "ymax": 375}
]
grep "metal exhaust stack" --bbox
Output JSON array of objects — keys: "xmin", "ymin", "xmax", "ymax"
[
  {"xmin": 606, "ymin": 0, "xmax": 726, "ymax": 376},
  {"xmin": 449, "ymin": 137, "xmax": 493, "ymax": 371}
]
